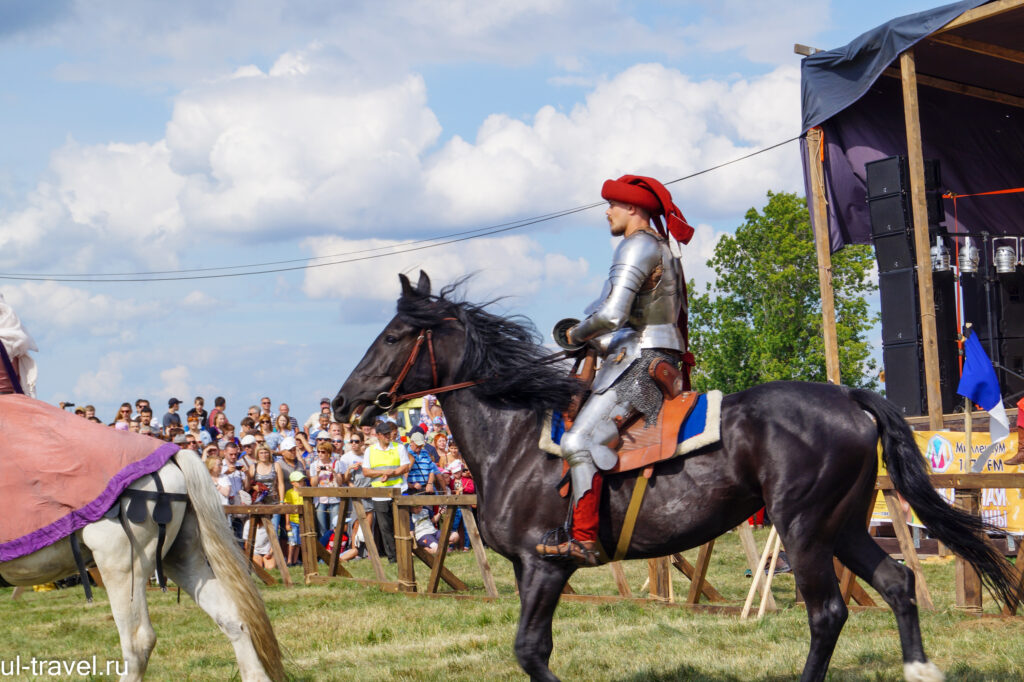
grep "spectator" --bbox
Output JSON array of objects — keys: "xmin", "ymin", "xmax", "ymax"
[
  {"xmin": 410, "ymin": 502, "xmax": 458, "ymax": 555},
  {"xmin": 162, "ymin": 398, "xmax": 183, "ymax": 434},
  {"xmin": 207, "ymin": 396, "xmax": 226, "ymax": 429},
  {"xmin": 218, "ymin": 423, "xmax": 238, "ymax": 450},
  {"xmin": 310, "ymin": 440, "xmax": 340, "ymax": 543},
  {"xmin": 406, "ymin": 432, "xmax": 444, "ymax": 495},
  {"xmin": 340, "ymin": 432, "xmax": 369, "ymax": 487},
  {"xmin": 186, "ymin": 414, "xmax": 213, "ymax": 446},
  {"xmin": 132, "ymin": 398, "xmax": 150, "ymax": 420},
  {"xmin": 259, "ymin": 396, "xmax": 272, "ymax": 417},
  {"xmin": 274, "ymin": 413, "xmax": 295, "ymax": 439},
  {"xmin": 278, "ymin": 403, "xmax": 299, "ymax": 430},
  {"xmin": 242, "ymin": 518, "xmax": 276, "ymax": 570},
  {"xmin": 447, "ymin": 460, "xmax": 475, "ymax": 551},
  {"xmin": 138, "ymin": 406, "xmax": 158, "ymax": 434},
  {"xmin": 251, "ymin": 443, "xmax": 285, "ymax": 536},
  {"xmin": 282, "ymin": 471, "xmax": 306, "ymax": 566},
  {"xmin": 277, "ymin": 436, "xmax": 307, "ymax": 483},
  {"xmin": 294, "ymin": 432, "xmax": 313, "ymax": 464},
  {"xmin": 207, "ymin": 456, "xmax": 232, "ymax": 503},
  {"xmin": 245, "ymin": 405, "xmax": 261, "ymax": 424},
  {"xmin": 261, "ymin": 417, "xmax": 281, "ymax": 451},
  {"xmin": 186, "ymin": 396, "xmax": 208, "ymax": 426},
  {"xmin": 211, "ymin": 411, "xmax": 230, "ymax": 439},
  {"xmin": 84, "ymin": 405, "xmax": 96, "ymax": 420},
  {"xmin": 361, "ymin": 421, "xmax": 410, "ymax": 563},
  {"xmin": 201, "ymin": 444, "xmax": 220, "ymax": 462},
  {"xmin": 221, "ymin": 442, "xmax": 249, "ymax": 490},
  {"xmin": 434, "ymin": 433, "xmax": 454, "ymax": 469},
  {"xmin": 310, "ymin": 413, "xmax": 331, "ymax": 442},
  {"xmin": 111, "ymin": 402, "xmax": 133, "ymax": 426},
  {"xmin": 129, "ymin": 417, "xmax": 141, "ymax": 433},
  {"xmin": 238, "ymin": 434, "xmax": 258, "ymax": 468},
  {"xmin": 239, "ymin": 416, "xmax": 257, "ymax": 437},
  {"xmin": 304, "ymin": 397, "xmax": 334, "ymax": 433}
]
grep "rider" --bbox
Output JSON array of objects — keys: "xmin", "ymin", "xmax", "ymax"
[
  {"xmin": 536, "ymin": 175, "xmax": 694, "ymax": 565},
  {"xmin": 0, "ymin": 293, "xmax": 38, "ymax": 397}
]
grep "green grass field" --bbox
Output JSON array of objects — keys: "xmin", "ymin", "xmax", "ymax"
[{"xmin": 2, "ymin": 529, "xmax": 1023, "ymax": 681}]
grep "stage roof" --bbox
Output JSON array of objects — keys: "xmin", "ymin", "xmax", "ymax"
[{"xmin": 799, "ymin": 0, "xmax": 1024, "ymax": 250}]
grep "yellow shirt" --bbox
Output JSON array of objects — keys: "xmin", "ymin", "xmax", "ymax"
[{"xmin": 283, "ymin": 487, "xmax": 302, "ymax": 524}]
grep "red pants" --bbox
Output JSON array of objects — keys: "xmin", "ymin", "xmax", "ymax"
[{"xmin": 571, "ymin": 472, "xmax": 602, "ymax": 543}]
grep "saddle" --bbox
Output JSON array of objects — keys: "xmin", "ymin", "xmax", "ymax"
[{"xmin": 558, "ymin": 390, "xmax": 700, "ymax": 498}]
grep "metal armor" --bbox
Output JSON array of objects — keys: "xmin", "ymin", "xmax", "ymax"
[{"xmin": 559, "ymin": 230, "xmax": 685, "ymax": 503}]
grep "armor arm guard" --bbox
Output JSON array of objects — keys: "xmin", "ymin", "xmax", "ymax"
[{"xmin": 571, "ymin": 233, "xmax": 662, "ymax": 344}]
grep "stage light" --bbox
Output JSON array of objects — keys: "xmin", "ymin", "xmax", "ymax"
[
  {"xmin": 993, "ymin": 237, "xmax": 1019, "ymax": 275},
  {"xmin": 959, "ymin": 236, "xmax": 980, "ymax": 273},
  {"xmin": 930, "ymin": 235, "xmax": 950, "ymax": 272}
]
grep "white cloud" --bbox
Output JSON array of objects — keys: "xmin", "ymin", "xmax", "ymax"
[
  {"xmin": 160, "ymin": 365, "xmax": 191, "ymax": 401},
  {"xmin": 0, "ymin": 281, "xmax": 158, "ymax": 337},
  {"xmin": 72, "ymin": 353, "xmax": 126, "ymax": 404},
  {"xmin": 301, "ymin": 235, "xmax": 590, "ymax": 306}
]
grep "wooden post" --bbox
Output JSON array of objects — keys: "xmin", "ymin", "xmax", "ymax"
[
  {"xmin": 461, "ymin": 508, "xmax": 498, "ymax": 598},
  {"xmin": 393, "ymin": 501, "xmax": 416, "ymax": 593},
  {"xmin": 685, "ymin": 540, "xmax": 715, "ymax": 605},
  {"xmin": 805, "ymin": 126, "xmax": 841, "ymax": 384},
  {"xmin": 300, "ymin": 495, "xmax": 318, "ymax": 583},
  {"xmin": 427, "ymin": 507, "xmax": 456, "ymax": 594},
  {"xmin": 609, "ymin": 562, "xmax": 633, "ymax": 598},
  {"xmin": 736, "ymin": 523, "xmax": 777, "ymax": 611},
  {"xmin": 883, "ymin": 491, "xmax": 934, "ymax": 610},
  {"xmin": 899, "ymin": 49, "xmax": 944, "ymax": 431},
  {"xmin": 955, "ymin": 490, "xmax": 983, "ymax": 612},
  {"xmin": 647, "ymin": 557, "xmax": 673, "ymax": 602},
  {"xmin": 261, "ymin": 516, "xmax": 292, "ymax": 587},
  {"xmin": 353, "ymin": 499, "xmax": 387, "ymax": 582},
  {"xmin": 670, "ymin": 554, "xmax": 725, "ymax": 603}
]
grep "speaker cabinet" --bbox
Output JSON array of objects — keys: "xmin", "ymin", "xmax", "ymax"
[
  {"xmin": 866, "ymin": 156, "xmax": 908, "ymax": 199},
  {"xmin": 868, "ymin": 194, "xmax": 910, "ymax": 237},
  {"xmin": 883, "ymin": 343, "xmax": 924, "ymax": 416},
  {"xmin": 874, "ymin": 232, "xmax": 915, "ymax": 273},
  {"xmin": 879, "ymin": 269, "xmax": 919, "ymax": 344}
]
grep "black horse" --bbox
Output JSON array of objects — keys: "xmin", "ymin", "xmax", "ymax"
[{"xmin": 332, "ymin": 272, "xmax": 1020, "ymax": 682}]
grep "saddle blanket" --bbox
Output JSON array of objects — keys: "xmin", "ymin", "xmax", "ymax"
[
  {"xmin": 539, "ymin": 390, "xmax": 723, "ymax": 460},
  {"xmin": 0, "ymin": 394, "xmax": 179, "ymax": 561}
]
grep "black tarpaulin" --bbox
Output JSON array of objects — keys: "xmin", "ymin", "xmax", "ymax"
[{"xmin": 799, "ymin": 0, "xmax": 1024, "ymax": 251}]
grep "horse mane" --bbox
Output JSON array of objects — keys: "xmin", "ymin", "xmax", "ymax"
[{"xmin": 396, "ymin": 279, "xmax": 581, "ymax": 413}]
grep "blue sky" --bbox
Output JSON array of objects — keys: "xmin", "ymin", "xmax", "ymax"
[{"xmin": 0, "ymin": 0, "xmax": 946, "ymax": 421}]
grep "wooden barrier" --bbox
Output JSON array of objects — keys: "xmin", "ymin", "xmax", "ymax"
[
  {"xmin": 223, "ymin": 504, "xmax": 303, "ymax": 588},
  {"xmin": 293, "ymin": 488, "xmax": 496, "ymax": 597}
]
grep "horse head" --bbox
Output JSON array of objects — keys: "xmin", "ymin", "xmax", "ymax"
[{"xmin": 332, "ymin": 270, "xmax": 464, "ymax": 426}]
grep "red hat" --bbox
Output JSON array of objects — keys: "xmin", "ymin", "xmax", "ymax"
[{"xmin": 601, "ymin": 175, "xmax": 694, "ymax": 244}]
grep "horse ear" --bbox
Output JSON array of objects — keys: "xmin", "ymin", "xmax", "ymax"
[
  {"xmin": 399, "ymin": 273, "xmax": 415, "ymax": 297},
  {"xmin": 416, "ymin": 271, "xmax": 431, "ymax": 295}
]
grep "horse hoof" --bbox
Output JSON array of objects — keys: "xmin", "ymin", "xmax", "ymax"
[{"xmin": 904, "ymin": 660, "xmax": 944, "ymax": 682}]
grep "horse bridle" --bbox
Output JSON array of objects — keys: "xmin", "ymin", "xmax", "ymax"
[
  {"xmin": 372, "ymin": 318, "xmax": 577, "ymax": 411},
  {"xmin": 373, "ymin": 320, "xmax": 480, "ymax": 410}
]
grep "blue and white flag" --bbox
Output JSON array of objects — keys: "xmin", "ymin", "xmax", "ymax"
[{"xmin": 957, "ymin": 332, "xmax": 1010, "ymax": 445}]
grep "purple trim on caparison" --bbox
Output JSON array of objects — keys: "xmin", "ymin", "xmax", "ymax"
[{"xmin": 0, "ymin": 442, "xmax": 181, "ymax": 562}]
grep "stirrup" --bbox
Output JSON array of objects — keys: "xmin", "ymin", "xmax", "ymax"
[{"xmin": 535, "ymin": 525, "xmax": 599, "ymax": 566}]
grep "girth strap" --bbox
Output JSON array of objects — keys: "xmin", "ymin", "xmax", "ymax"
[
  {"xmin": 612, "ymin": 466, "xmax": 654, "ymax": 562},
  {"xmin": 69, "ymin": 532, "xmax": 93, "ymax": 603},
  {"xmin": 119, "ymin": 478, "xmax": 189, "ymax": 594}
]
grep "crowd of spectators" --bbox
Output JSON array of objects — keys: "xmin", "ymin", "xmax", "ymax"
[{"xmin": 62, "ymin": 394, "xmax": 474, "ymax": 568}]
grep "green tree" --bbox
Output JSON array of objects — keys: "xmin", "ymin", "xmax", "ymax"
[{"xmin": 688, "ymin": 191, "xmax": 877, "ymax": 393}]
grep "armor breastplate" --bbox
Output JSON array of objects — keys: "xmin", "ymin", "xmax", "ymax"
[{"xmin": 573, "ymin": 230, "xmax": 685, "ymax": 393}]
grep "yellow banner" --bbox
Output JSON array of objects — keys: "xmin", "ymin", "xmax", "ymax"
[{"xmin": 872, "ymin": 431, "xmax": 1024, "ymax": 533}]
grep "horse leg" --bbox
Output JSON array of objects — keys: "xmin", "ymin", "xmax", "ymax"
[
  {"xmin": 513, "ymin": 556, "xmax": 574, "ymax": 682},
  {"xmin": 163, "ymin": 507, "xmax": 271, "ymax": 682},
  {"xmin": 835, "ymin": 528, "xmax": 944, "ymax": 682},
  {"xmin": 80, "ymin": 522, "xmax": 157, "ymax": 682},
  {"xmin": 785, "ymin": 542, "xmax": 848, "ymax": 682}
]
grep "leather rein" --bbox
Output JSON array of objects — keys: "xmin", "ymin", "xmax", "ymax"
[{"xmin": 372, "ymin": 318, "xmax": 573, "ymax": 410}]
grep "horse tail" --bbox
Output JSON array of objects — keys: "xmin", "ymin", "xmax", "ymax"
[
  {"xmin": 174, "ymin": 450, "xmax": 285, "ymax": 682},
  {"xmin": 850, "ymin": 388, "xmax": 1021, "ymax": 607}
]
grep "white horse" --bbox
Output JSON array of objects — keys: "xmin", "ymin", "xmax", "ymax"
[{"xmin": 0, "ymin": 449, "xmax": 284, "ymax": 682}]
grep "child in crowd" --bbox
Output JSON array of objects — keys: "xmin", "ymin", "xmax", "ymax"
[
  {"xmin": 282, "ymin": 470, "xmax": 306, "ymax": 566},
  {"xmin": 241, "ymin": 518, "xmax": 276, "ymax": 570},
  {"xmin": 409, "ymin": 503, "xmax": 458, "ymax": 555}
]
